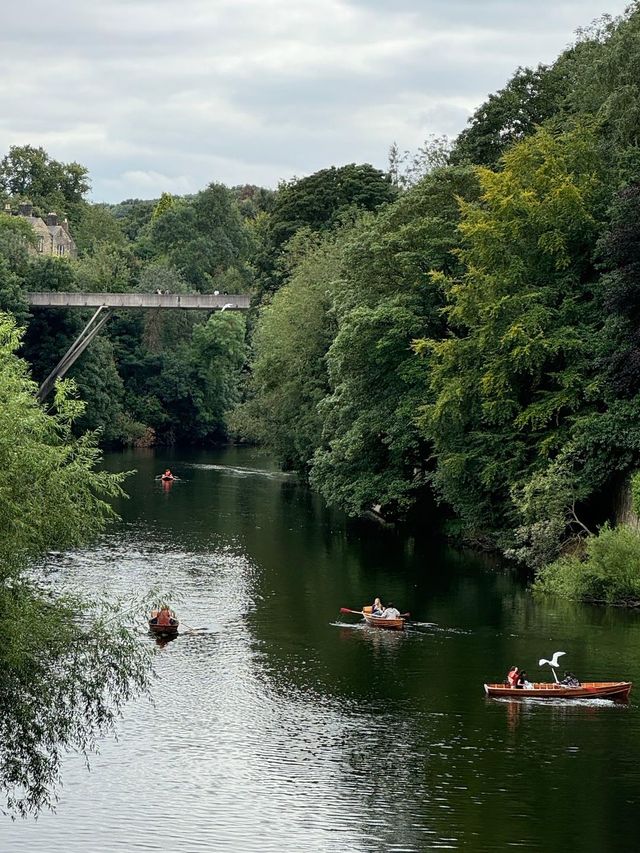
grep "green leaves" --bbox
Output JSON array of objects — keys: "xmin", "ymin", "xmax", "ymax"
[
  {"xmin": 0, "ymin": 313, "xmax": 125, "ymax": 579},
  {"xmin": 423, "ymin": 125, "xmax": 606, "ymax": 534}
]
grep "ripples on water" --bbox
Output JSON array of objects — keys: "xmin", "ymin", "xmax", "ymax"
[{"xmin": 4, "ymin": 449, "xmax": 640, "ymax": 852}]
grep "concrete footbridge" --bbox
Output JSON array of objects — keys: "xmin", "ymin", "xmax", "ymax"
[
  {"xmin": 27, "ymin": 292, "xmax": 250, "ymax": 310},
  {"xmin": 28, "ymin": 291, "xmax": 250, "ymax": 403}
]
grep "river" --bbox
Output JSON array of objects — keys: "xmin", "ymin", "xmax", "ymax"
[{"xmin": 3, "ymin": 447, "xmax": 640, "ymax": 852}]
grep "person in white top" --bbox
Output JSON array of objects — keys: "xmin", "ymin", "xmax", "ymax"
[{"xmin": 381, "ymin": 603, "xmax": 400, "ymax": 619}]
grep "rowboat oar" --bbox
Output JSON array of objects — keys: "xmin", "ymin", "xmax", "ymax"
[{"xmin": 181, "ymin": 622, "xmax": 206, "ymax": 632}]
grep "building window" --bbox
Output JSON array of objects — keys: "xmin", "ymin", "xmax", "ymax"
[
  {"xmin": 57, "ymin": 244, "xmax": 65, "ymax": 256},
  {"xmin": 37, "ymin": 237, "xmax": 44, "ymax": 252}
]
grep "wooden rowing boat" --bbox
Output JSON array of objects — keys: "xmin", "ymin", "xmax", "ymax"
[
  {"xmin": 484, "ymin": 681, "xmax": 632, "ymax": 701},
  {"xmin": 362, "ymin": 606, "xmax": 405, "ymax": 631},
  {"xmin": 148, "ymin": 620, "xmax": 179, "ymax": 637}
]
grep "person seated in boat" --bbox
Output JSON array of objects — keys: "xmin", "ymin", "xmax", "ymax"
[
  {"xmin": 156, "ymin": 605, "xmax": 177, "ymax": 627},
  {"xmin": 381, "ymin": 603, "xmax": 400, "ymax": 619},
  {"xmin": 506, "ymin": 666, "xmax": 519, "ymax": 688},
  {"xmin": 371, "ymin": 597, "xmax": 384, "ymax": 615},
  {"xmin": 515, "ymin": 670, "xmax": 531, "ymax": 689},
  {"xmin": 560, "ymin": 671, "xmax": 581, "ymax": 687}
]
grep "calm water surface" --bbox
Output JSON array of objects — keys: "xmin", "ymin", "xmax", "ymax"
[{"xmin": 3, "ymin": 447, "xmax": 640, "ymax": 852}]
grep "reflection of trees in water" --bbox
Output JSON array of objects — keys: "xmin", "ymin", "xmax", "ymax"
[{"xmin": 0, "ymin": 585, "xmax": 153, "ymax": 818}]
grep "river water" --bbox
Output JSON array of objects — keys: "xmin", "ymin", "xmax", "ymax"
[{"xmin": 3, "ymin": 447, "xmax": 640, "ymax": 852}]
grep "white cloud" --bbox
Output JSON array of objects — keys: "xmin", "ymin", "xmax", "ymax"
[{"xmin": 0, "ymin": 0, "xmax": 631, "ymax": 201}]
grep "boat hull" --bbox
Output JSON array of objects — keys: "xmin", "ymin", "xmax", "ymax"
[
  {"xmin": 363, "ymin": 613, "xmax": 405, "ymax": 631},
  {"xmin": 484, "ymin": 681, "xmax": 632, "ymax": 701},
  {"xmin": 149, "ymin": 621, "xmax": 179, "ymax": 636}
]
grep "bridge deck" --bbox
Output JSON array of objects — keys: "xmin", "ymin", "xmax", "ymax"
[{"xmin": 26, "ymin": 292, "xmax": 250, "ymax": 310}]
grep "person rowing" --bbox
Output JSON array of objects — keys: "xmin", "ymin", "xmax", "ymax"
[
  {"xmin": 381, "ymin": 603, "xmax": 400, "ymax": 619},
  {"xmin": 151, "ymin": 605, "xmax": 177, "ymax": 627},
  {"xmin": 506, "ymin": 665, "xmax": 519, "ymax": 688},
  {"xmin": 161, "ymin": 469, "xmax": 175, "ymax": 481}
]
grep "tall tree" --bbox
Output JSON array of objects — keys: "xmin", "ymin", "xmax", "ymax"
[
  {"xmin": 420, "ymin": 125, "xmax": 607, "ymax": 537},
  {"xmin": 0, "ymin": 145, "xmax": 89, "ymax": 218},
  {"xmin": 451, "ymin": 63, "xmax": 570, "ymax": 168},
  {"xmin": 310, "ymin": 167, "xmax": 478, "ymax": 518},
  {"xmin": 150, "ymin": 184, "xmax": 252, "ymax": 292},
  {"xmin": 256, "ymin": 163, "xmax": 396, "ymax": 296},
  {"xmin": 232, "ymin": 231, "xmax": 341, "ymax": 470}
]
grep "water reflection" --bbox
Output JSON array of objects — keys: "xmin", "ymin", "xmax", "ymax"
[{"xmin": 0, "ymin": 585, "xmax": 152, "ymax": 818}]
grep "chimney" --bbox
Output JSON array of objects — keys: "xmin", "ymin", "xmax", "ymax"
[
  {"xmin": 62, "ymin": 217, "xmax": 70, "ymax": 234},
  {"xmin": 3, "ymin": 203, "xmax": 11, "ymax": 214},
  {"xmin": 19, "ymin": 203, "xmax": 33, "ymax": 217},
  {"xmin": 46, "ymin": 212, "xmax": 58, "ymax": 226}
]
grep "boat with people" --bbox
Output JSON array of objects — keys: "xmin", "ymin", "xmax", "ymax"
[
  {"xmin": 362, "ymin": 607, "xmax": 405, "ymax": 631},
  {"xmin": 484, "ymin": 681, "xmax": 632, "ymax": 701},
  {"xmin": 148, "ymin": 606, "xmax": 179, "ymax": 636},
  {"xmin": 486, "ymin": 652, "xmax": 631, "ymax": 701},
  {"xmin": 340, "ymin": 603, "xmax": 407, "ymax": 631}
]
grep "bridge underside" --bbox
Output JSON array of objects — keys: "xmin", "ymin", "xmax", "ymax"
[
  {"xmin": 27, "ymin": 292, "xmax": 250, "ymax": 310},
  {"xmin": 30, "ymin": 291, "xmax": 250, "ymax": 402}
]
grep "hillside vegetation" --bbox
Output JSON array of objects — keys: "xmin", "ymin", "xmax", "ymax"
[{"xmin": 5, "ymin": 5, "xmax": 640, "ymax": 599}]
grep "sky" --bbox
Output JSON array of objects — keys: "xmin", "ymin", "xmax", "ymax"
[{"xmin": 0, "ymin": 0, "xmax": 632, "ymax": 202}]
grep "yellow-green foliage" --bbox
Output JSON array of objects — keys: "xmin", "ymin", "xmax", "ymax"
[
  {"xmin": 420, "ymin": 124, "xmax": 607, "ymax": 532},
  {"xmin": 631, "ymin": 471, "xmax": 640, "ymax": 516}
]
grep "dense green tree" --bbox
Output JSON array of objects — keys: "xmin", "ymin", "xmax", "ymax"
[
  {"xmin": 256, "ymin": 164, "xmax": 396, "ymax": 296},
  {"xmin": 150, "ymin": 184, "xmax": 252, "ymax": 291},
  {"xmin": 0, "ymin": 313, "xmax": 124, "ymax": 576},
  {"xmin": 233, "ymin": 184, "xmax": 276, "ymax": 219},
  {"xmin": 152, "ymin": 191, "xmax": 174, "ymax": 220},
  {"xmin": 110, "ymin": 198, "xmax": 157, "ymax": 243},
  {"xmin": 73, "ymin": 242, "xmax": 133, "ymax": 292},
  {"xmin": 310, "ymin": 167, "xmax": 478, "ymax": 517},
  {"xmin": 231, "ymin": 231, "xmax": 341, "ymax": 469},
  {"xmin": 420, "ymin": 125, "xmax": 607, "ymax": 538},
  {"xmin": 0, "ymin": 213, "xmax": 33, "ymax": 321},
  {"xmin": 0, "ymin": 145, "xmax": 89, "ymax": 219},
  {"xmin": 72, "ymin": 203, "xmax": 126, "ymax": 256},
  {"xmin": 451, "ymin": 64, "xmax": 570, "ymax": 168},
  {"xmin": 567, "ymin": 8, "xmax": 640, "ymax": 160},
  {"xmin": 150, "ymin": 311, "xmax": 247, "ymax": 443},
  {"xmin": 598, "ymin": 182, "xmax": 640, "ymax": 398}
]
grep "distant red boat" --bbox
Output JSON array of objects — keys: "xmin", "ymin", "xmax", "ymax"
[{"xmin": 484, "ymin": 681, "xmax": 632, "ymax": 701}]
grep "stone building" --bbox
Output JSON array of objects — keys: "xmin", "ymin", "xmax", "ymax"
[{"xmin": 4, "ymin": 202, "xmax": 77, "ymax": 257}]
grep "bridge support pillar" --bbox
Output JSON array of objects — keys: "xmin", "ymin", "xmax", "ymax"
[{"xmin": 37, "ymin": 305, "xmax": 112, "ymax": 403}]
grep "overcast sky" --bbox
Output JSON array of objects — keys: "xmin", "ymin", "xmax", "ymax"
[{"xmin": 0, "ymin": 0, "xmax": 632, "ymax": 202}]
